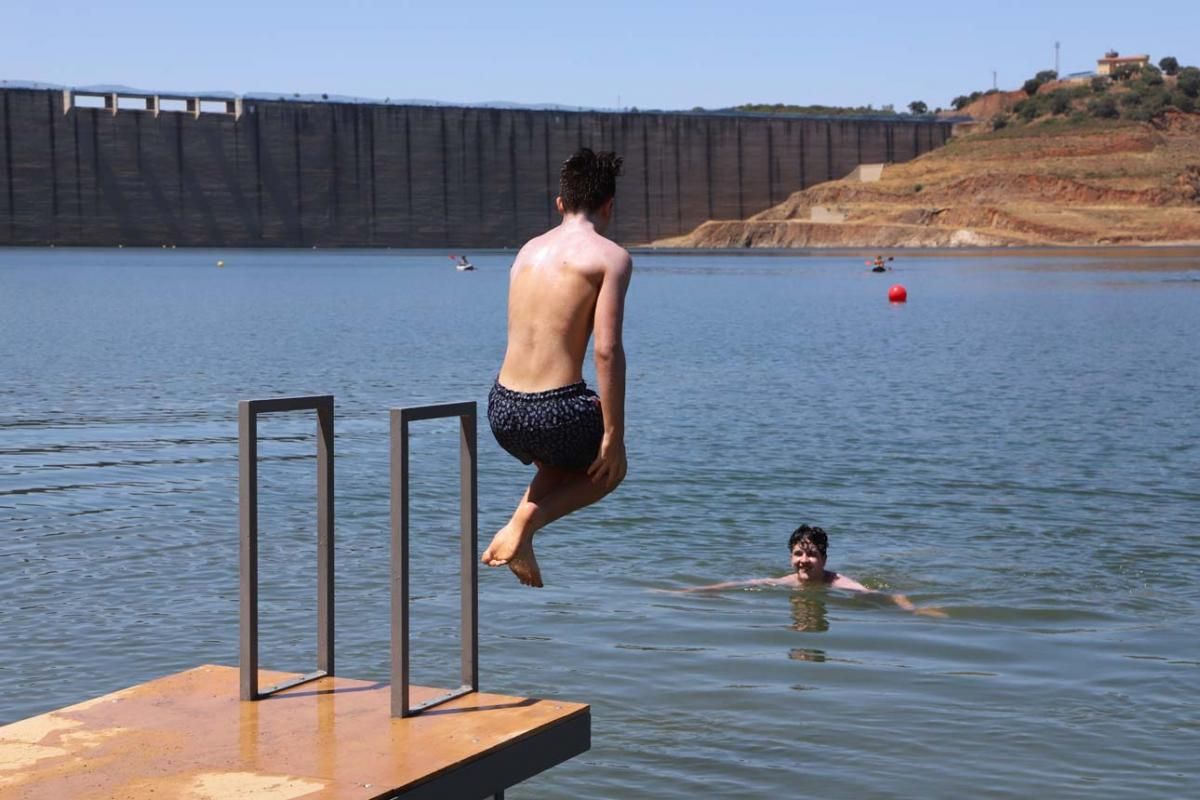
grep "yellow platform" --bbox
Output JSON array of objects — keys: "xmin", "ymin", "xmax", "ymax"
[{"xmin": 0, "ymin": 665, "xmax": 590, "ymax": 799}]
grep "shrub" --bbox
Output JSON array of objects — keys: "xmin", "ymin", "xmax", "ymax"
[
  {"xmin": 1177, "ymin": 67, "xmax": 1200, "ymax": 98},
  {"xmin": 1017, "ymin": 99, "xmax": 1040, "ymax": 121},
  {"xmin": 1169, "ymin": 90, "xmax": 1197, "ymax": 113},
  {"xmin": 1120, "ymin": 85, "xmax": 1170, "ymax": 121},
  {"xmin": 1049, "ymin": 90, "xmax": 1073, "ymax": 115},
  {"xmin": 1139, "ymin": 65, "xmax": 1164, "ymax": 87},
  {"xmin": 1023, "ymin": 78, "xmax": 1043, "ymax": 95},
  {"xmin": 1159, "ymin": 56, "xmax": 1179, "ymax": 76},
  {"xmin": 1068, "ymin": 111, "xmax": 1089, "ymax": 125},
  {"xmin": 1035, "ymin": 70, "xmax": 1059, "ymax": 83},
  {"xmin": 913, "ymin": 183, "xmax": 924, "ymax": 193},
  {"xmin": 991, "ymin": 113, "xmax": 1009, "ymax": 130},
  {"xmin": 1091, "ymin": 76, "xmax": 1110, "ymax": 93},
  {"xmin": 1087, "ymin": 95, "xmax": 1119, "ymax": 118},
  {"xmin": 951, "ymin": 93, "xmax": 985, "ymax": 111}
]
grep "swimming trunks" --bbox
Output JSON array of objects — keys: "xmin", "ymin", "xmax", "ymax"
[{"xmin": 487, "ymin": 380, "xmax": 604, "ymax": 470}]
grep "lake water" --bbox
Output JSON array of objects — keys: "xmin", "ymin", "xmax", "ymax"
[{"xmin": 2, "ymin": 248, "xmax": 1199, "ymax": 798}]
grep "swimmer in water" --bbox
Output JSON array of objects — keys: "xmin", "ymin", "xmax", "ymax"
[{"xmin": 682, "ymin": 524, "xmax": 946, "ymax": 616}]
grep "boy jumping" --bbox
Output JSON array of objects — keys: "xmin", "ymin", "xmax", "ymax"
[{"xmin": 482, "ymin": 149, "xmax": 632, "ymax": 588}]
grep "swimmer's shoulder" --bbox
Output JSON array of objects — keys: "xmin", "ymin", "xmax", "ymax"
[{"xmin": 827, "ymin": 572, "xmax": 870, "ymax": 593}]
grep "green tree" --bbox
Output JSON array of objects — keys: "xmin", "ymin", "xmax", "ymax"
[
  {"xmin": 1023, "ymin": 78, "xmax": 1043, "ymax": 95},
  {"xmin": 1120, "ymin": 85, "xmax": 1169, "ymax": 121},
  {"xmin": 1035, "ymin": 69, "xmax": 1059, "ymax": 83},
  {"xmin": 1086, "ymin": 95, "xmax": 1119, "ymax": 119},
  {"xmin": 908, "ymin": 100, "xmax": 928, "ymax": 114},
  {"xmin": 951, "ymin": 95, "xmax": 971, "ymax": 110},
  {"xmin": 1169, "ymin": 90, "xmax": 1196, "ymax": 113},
  {"xmin": 1177, "ymin": 67, "xmax": 1200, "ymax": 98},
  {"xmin": 1159, "ymin": 56, "xmax": 1179, "ymax": 76},
  {"xmin": 1139, "ymin": 65, "xmax": 1164, "ymax": 87}
]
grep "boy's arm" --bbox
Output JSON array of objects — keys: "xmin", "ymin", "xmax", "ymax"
[
  {"xmin": 832, "ymin": 574, "xmax": 947, "ymax": 617},
  {"xmin": 672, "ymin": 576, "xmax": 789, "ymax": 593},
  {"xmin": 890, "ymin": 593, "xmax": 947, "ymax": 617},
  {"xmin": 587, "ymin": 252, "xmax": 633, "ymax": 490}
]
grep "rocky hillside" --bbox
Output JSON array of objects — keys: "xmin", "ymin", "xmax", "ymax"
[{"xmin": 652, "ymin": 112, "xmax": 1200, "ymax": 248}]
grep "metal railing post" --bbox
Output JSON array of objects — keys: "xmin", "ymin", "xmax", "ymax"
[
  {"xmin": 238, "ymin": 394, "xmax": 336, "ymax": 700},
  {"xmin": 390, "ymin": 402, "xmax": 479, "ymax": 717}
]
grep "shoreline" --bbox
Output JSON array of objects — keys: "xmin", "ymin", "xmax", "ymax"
[
  {"xmin": 632, "ymin": 242, "xmax": 1200, "ymax": 255},
  {"xmin": 4, "ymin": 243, "xmax": 1200, "ymax": 255}
]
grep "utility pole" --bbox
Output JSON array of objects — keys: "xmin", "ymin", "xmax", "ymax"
[
  {"xmin": 992, "ymin": 70, "xmax": 997, "ymax": 90},
  {"xmin": 1055, "ymin": 41, "xmax": 1061, "ymax": 75}
]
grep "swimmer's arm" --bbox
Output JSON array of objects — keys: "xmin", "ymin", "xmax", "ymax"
[
  {"xmin": 588, "ymin": 253, "xmax": 633, "ymax": 490},
  {"xmin": 891, "ymin": 593, "xmax": 947, "ymax": 617},
  {"xmin": 833, "ymin": 574, "xmax": 946, "ymax": 616},
  {"xmin": 671, "ymin": 576, "xmax": 792, "ymax": 593}
]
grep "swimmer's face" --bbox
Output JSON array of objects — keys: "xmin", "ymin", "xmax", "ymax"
[{"xmin": 791, "ymin": 543, "xmax": 826, "ymax": 582}]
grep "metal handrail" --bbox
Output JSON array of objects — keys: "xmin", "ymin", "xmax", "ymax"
[
  {"xmin": 238, "ymin": 395, "xmax": 334, "ymax": 700},
  {"xmin": 390, "ymin": 402, "xmax": 479, "ymax": 717}
]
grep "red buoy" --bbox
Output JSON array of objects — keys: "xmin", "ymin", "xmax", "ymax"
[{"xmin": 888, "ymin": 284, "xmax": 908, "ymax": 303}]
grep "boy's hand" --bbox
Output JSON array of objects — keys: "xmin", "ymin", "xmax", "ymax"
[
  {"xmin": 915, "ymin": 607, "xmax": 948, "ymax": 618},
  {"xmin": 587, "ymin": 434, "xmax": 626, "ymax": 491}
]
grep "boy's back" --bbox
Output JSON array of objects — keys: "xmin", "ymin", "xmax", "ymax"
[{"xmin": 499, "ymin": 225, "xmax": 630, "ymax": 393}]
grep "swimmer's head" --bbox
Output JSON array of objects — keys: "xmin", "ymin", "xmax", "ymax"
[
  {"xmin": 558, "ymin": 148, "xmax": 623, "ymax": 216},
  {"xmin": 789, "ymin": 525, "xmax": 828, "ymax": 581},
  {"xmin": 789, "ymin": 524, "xmax": 828, "ymax": 556}
]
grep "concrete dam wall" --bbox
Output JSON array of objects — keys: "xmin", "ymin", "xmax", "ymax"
[{"xmin": 0, "ymin": 88, "xmax": 953, "ymax": 248}]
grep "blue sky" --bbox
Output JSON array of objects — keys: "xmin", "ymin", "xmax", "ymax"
[{"xmin": 3, "ymin": 1, "xmax": 1194, "ymax": 110}]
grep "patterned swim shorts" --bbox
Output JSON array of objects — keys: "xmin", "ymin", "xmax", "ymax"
[{"xmin": 487, "ymin": 380, "xmax": 604, "ymax": 471}]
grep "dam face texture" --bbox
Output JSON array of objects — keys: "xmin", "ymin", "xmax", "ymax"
[{"xmin": 0, "ymin": 88, "xmax": 953, "ymax": 248}]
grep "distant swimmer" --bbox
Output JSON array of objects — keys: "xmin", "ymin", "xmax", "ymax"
[
  {"xmin": 482, "ymin": 149, "xmax": 632, "ymax": 588},
  {"xmin": 679, "ymin": 524, "xmax": 946, "ymax": 616},
  {"xmin": 867, "ymin": 255, "xmax": 894, "ymax": 272}
]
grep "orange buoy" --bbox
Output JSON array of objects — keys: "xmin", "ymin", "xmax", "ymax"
[{"xmin": 888, "ymin": 284, "xmax": 907, "ymax": 303}]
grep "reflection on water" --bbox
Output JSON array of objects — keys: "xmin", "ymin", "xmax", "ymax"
[
  {"xmin": 789, "ymin": 592, "xmax": 829, "ymax": 633},
  {"xmin": 788, "ymin": 647, "xmax": 828, "ymax": 663}
]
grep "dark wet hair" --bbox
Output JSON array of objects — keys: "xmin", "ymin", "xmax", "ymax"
[
  {"xmin": 559, "ymin": 148, "xmax": 623, "ymax": 213},
  {"xmin": 788, "ymin": 525, "xmax": 828, "ymax": 556}
]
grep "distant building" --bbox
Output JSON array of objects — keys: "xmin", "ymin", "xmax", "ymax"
[
  {"xmin": 1096, "ymin": 50, "xmax": 1150, "ymax": 76},
  {"xmin": 1058, "ymin": 70, "xmax": 1098, "ymax": 84}
]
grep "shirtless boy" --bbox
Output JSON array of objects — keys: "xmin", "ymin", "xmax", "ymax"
[
  {"xmin": 686, "ymin": 525, "xmax": 946, "ymax": 617},
  {"xmin": 482, "ymin": 149, "xmax": 632, "ymax": 588}
]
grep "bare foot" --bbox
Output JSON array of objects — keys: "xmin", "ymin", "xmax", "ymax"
[{"xmin": 481, "ymin": 525, "xmax": 544, "ymax": 588}]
